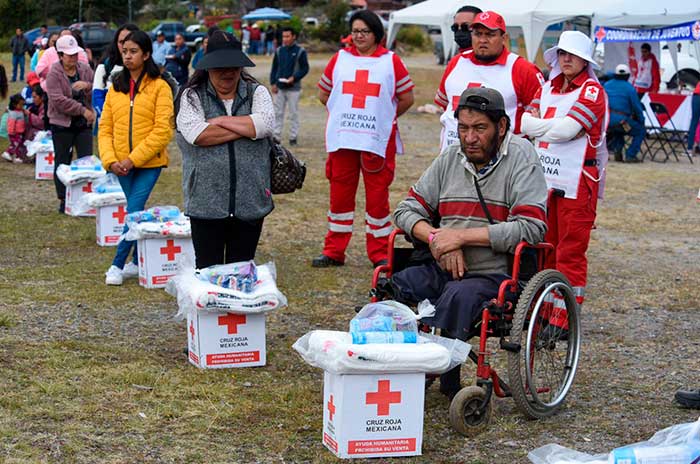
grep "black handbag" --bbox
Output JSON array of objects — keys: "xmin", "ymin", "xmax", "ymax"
[{"xmin": 269, "ymin": 140, "xmax": 306, "ymax": 194}]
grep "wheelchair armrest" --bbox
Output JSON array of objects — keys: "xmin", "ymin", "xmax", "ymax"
[{"xmin": 512, "ymin": 241, "xmax": 553, "ymax": 280}]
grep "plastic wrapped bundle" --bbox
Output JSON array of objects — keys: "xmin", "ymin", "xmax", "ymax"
[
  {"xmin": 126, "ymin": 205, "xmax": 181, "ymax": 225},
  {"xmin": 196, "ymin": 260, "xmax": 258, "ymax": 292},
  {"xmin": 348, "ymin": 300, "xmax": 435, "ymax": 344},
  {"xmin": 70, "ymin": 155, "xmax": 103, "ymax": 171},
  {"xmin": 24, "ymin": 130, "xmax": 53, "ymax": 158},
  {"xmin": 56, "ymin": 156, "xmax": 107, "ymax": 186},
  {"xmin": 167, "ymin": 262, "xmax": 288, "ymax": 316}
]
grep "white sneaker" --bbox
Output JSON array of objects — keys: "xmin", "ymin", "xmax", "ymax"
[
  {"xmin": 122, "ymin": 262, "xmax": 139, "ymax": 279},
  {"xmin": 1, "ymin": 152, "xmax": 12, "ymax": 162},
  {"xmin": 12, "ymin": 157, "xmax": 23, "ymax": 164},
  {"xmin": 105, "ymin": 265, "xmax": 124, "ymax": 285}
]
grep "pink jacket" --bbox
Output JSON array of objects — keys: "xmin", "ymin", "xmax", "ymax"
[
  {"xmin": 36, "ymin": 47, "xmax": 90, "ymax": 91},
  {"xmin": 46, "ymin": 61, "xmax": 94, "ymax": 128}
]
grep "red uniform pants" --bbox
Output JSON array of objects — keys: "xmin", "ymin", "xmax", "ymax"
[
  {"xmin": 322, "ymin": 139, "xmax": 396, "ymax": 265},
  {"xmin": 545, "ymin": 167, "xmax": 599, "ymax": 328}
]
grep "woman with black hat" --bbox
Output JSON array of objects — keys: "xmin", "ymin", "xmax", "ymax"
[{"xmin": 175, "ymin": 31, "xmax": 274, "ymax": 269}]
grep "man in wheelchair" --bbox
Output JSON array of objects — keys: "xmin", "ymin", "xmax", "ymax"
[{"xmin": 390, "ymin": 87, "xmax": 548, "ymax": 398}]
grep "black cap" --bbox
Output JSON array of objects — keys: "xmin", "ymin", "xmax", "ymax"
[
  {"xmin": 453, "ymin": 87, "xmax": 506, "ymax": 118},
  {"xmin": 195, "ymin": 31, "xmax": 255, "ymax": 70}
]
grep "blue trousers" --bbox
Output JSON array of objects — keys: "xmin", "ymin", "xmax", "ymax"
[
  {"xmin": 608, "ymin": 113, "xmax": 645, "ymax": 159},
  {"xmin": 112, "ymin": 167, "xmax": 162, "ymax": 269},
  {"xmin": 688, "ymin": 94, "xmax": 700, "ymax": 151},
  {"xmin": 12, "ymin": 54, "xmax": 24, "ymax": 81}
]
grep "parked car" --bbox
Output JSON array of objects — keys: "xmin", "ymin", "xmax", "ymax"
[
  {"xmin": 25, "ymin": 25, "xmax": 65, "ymax": 49},
  {"xmin": 149, "ymin": 22, "xmax": 205, "ymax": 49},
  {"xmin": 69, "ymin": 22, "xmax": 115, "ymax": 57}
]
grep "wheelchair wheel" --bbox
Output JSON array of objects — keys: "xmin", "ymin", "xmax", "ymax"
[
  {"xmin": 507, "ymin": 269, "xmax": 581, "ymax": 419},
  {"xmin": 448, "ymin": 386, "xmax": 492, "ymax": 437}
]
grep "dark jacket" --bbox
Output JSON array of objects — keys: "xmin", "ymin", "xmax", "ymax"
[
  {"xmin": 165, "ymin": 44, "xmax": 191, "ymax": 86},
  {"xmin": 604, "ymin": 78, "xmax": 644, "ymax": 122},
  {"xmin": 177, "ymin": 79, "xmax": 273, "ymax": 220},
  {"xmin": 270, "ymin": 44, "xmax": 309, "ymax": 91},
  {"xmin": 10, "ymin": 35, "xmax": 30, "ymax": 56}
]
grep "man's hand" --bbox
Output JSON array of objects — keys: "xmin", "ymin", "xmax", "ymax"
[
  {"xmin": 430, "ymin": 228, "xmax": 465, "ymax": 257},
  {"xmin": 438, "ymin": 249, "xmax": 467, "ymax": 280},
  {"xmin": 286, "ymin": 76, "xmax": 295, "ymax": 84},
  {"xmin": 271, "ymin": 84, "xmax": 278, "ymax": 94},
  {"xmin": 529, "ymin": 107, "xmax": 540, "ymax": 118},
  {"xmin": 83, "ymin": 109, "xmax": 96, "ymax": 125}
]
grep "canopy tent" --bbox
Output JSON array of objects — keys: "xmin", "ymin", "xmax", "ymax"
[{"xmin": 242, "ymin": 7, "xmax": 291, "ymax": 21}]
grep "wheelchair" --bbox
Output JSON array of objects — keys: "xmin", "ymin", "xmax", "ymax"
[{"xmin": 369, "ymin": 229, "xmax": 581, "ymax": 436}]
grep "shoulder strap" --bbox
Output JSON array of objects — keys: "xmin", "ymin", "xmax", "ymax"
[{"xmin": 473, "ymin": 177, "xmax": 496, "ymax": 225}]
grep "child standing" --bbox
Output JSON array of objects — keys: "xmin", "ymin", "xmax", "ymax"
[
  {"xmin": 1, "ymin": 94, "xmax": 28, "ymax": 163},
  {"xmin": 26, "ymin": 85, "xmax": 46, "ymax": 143}
]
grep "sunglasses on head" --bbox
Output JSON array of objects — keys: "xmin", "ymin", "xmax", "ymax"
[{"xmin": 451, "ymin": 23, "xmax": 471, "ymax": 33}]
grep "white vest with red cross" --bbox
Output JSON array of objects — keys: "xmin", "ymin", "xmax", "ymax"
[
  {"xmin": 535, "ymin": 80, "xmax": 597, "ymax": 200},
  {"xmin": 634, "ymin": 58, "xmax": 653, "ymax": 90},
  {"xmin": 325, "ymin": 50, "xmax": 399, "ymax": 158},
  {"xmin": 439, "ymin": 52, "xmax": 519, "ymax": 152}
]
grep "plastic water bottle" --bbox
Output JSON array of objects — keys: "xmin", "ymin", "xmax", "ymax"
[
  {"xmin": 350, "ymin": 331, "xmax": 417, "ymax": 344},
  {"xmin": 349, "ymin": 316, "xmax": 394, "ymax": 333},
  {"xmin": 610, "ymin": 443, "xmax": 700, "ymax": 464}
]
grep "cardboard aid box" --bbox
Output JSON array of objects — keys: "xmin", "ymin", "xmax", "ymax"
[
  {"xmin": 137, "ymin": 237, "xmax": 194, "ymax": 289},
  {"xmin": 323, "ymin": 371, "xmax": 425, "ymax": 459},
  {"xmin": 96, "ymin": 204, "xmax": 127, "ymax": 246},
  {"xmin": 65, "ymin": 180, "xmax": 96, "ymax": 217},
  {"xmin": 187, "ymin": 311, "xmax": 266, "ymax": 369},
  {"xmin": 35, "ymin": 151, "xmax": 54, "ymax": 180}
]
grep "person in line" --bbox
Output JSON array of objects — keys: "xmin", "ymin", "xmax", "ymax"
[
  {"xmin": 99, "ymin": 30, "xmax": 174, "ymax": 285},
  {"xmin": 450, "ymin": 5, "xmax": 482, "ymax": 54},
  {"xmin": 30, "ymin": 37, "xmax": 49, "ymax": 72},
  {"xmin": 191, "ymin": 37, "xmax": 208, "ymax": 69},
  {"xmin": 390, "ymin": 87, "xmax": 548, "ymax": 398},
  {"xmin": 25, "ymin": 84, "xmax": 46, "ymax": 142},
  {"xmin": 151, "ymin": 31, "xmax": 170, "ymax": 67},
  {"xmin": 175, "ymin": 31, "xmax": 275, "ymax": 269},
  {"xmin": 521, "ymin": 31, "xmax": 609, "ymax": 338},
  {"xmin": 71, "ymin": 29, "xmax": 93, "ymax": 65},
  {"xmin": 20, "ymin": 72, "xmax": 40, "ymax": 108},
  {"xmin": 633, "ymin": 43, "xmax": 660, "ymax": 97},
  {"xmin": 604, "ymin": 64, "xmax": 645, "ymax": 163},
  {"xmin": 93, "ymin": 24, "xmax": 140, "ymax": 128},
  {"xmin": 313, "ymin": 10, "xmax": 415, "ymax": 268},
  {"xmin": 36, "ymin": 29, "xmax": 90, "ymax": 91},
  {"xmin": 165, "ymin": 33, "xmax": 191, "ymax": 86},
  {"xmin": 270, "ymin": 27, "xmax": 309, "ymax": 146},
  {"xmin": 1, "ymin": 94, "xmax": 28, "ymax": 163},
  {"xmin": 687, "ymin": 81, "xmax": 700, "ymax": 157},
  {"xmin": 10, "ymin": 28, "xmax": 31, "ymax": 82},
  {"xmin": 46, "ymin": 35, "xmax": 95, "ymax": 214},
  {"xmin": 434, "ymin": 11, "xmax": 544, "ymax": 152}
]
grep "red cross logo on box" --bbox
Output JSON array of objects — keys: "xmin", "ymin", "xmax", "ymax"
[
  {"xmin": 112, "ymin": 205, "xmax": 127, "ymax": 224},
  {"xmin": 342, "ymin": 69, "xmax": 381, "ymax": 109},
  {"xmin": 189, "ymin": 320, "xmax": 195, "ymax": 340},
  {"xmin": 44, "ymin": 152, "xmax": 54, "ymax": 164},
  {"xmin": 452, "ymin": 82, "xmax": 483, "ymax": 111},
  {"xmin": 218, "ymin": 313, "xmax": 247, "ymax": 334},
  {"xmin": 327, "ymin": 394, "xmax": 336, "ymax": 421},
  {"xmin": 82, "ymin": 182, "xmax": 93, "ymax": 193},
  {"xmin": 366, "ymin": 379, "xmax": 401, "ymax": 416},
  {"xmin": 538, "ymin": 107, "xmax": 557, "ymax": 149},
  {"xmin": 159, "ymin": 239, "xmax": 181, "ymax": 261}
]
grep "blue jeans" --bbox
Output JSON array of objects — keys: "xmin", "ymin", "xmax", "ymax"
[
  {"xmin": 12, "ymin": 54, "xmax": 24, "ymax": 81},
  {"xmin": 688, "ymin": 94, "xmax": 700, "ymax": 151},
  {"xmin": 112, "ymin": 167, "xmax": 162, "ymax": 269},
  {"xmin": 609, "ymin": 112, "xmax": 645, "ymax": 159}
]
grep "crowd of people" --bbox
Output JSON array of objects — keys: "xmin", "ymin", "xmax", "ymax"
[{"xmin": 0, "ymin": 7, "xmax": 698, "ymax": 409}]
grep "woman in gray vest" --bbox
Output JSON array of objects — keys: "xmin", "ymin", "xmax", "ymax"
[{"xmin": 175, "ymin": 31, "xmax": 274, "ymax": 269}]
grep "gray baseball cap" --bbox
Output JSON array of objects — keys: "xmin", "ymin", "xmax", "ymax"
[{"xmin": 453, "ymin": 87, "xmax": 506, "ymax": 118}]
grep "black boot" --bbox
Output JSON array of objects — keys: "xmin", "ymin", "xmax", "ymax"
[
  {"xmin": 675, "ymin": 389, "xmax": 700, "ymax": 409},
  {"xmin": 439, "ymin": 364, "xmax": 462, "ymax": 400}
]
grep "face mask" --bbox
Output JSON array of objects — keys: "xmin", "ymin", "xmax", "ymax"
[{"xmin": 454, "ymin": 30, "xmax": 472, "ymax": 50}]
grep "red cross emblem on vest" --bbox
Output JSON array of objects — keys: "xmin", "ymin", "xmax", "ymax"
[
  {"xmin": 159, "ymin": 239, "xmax": 181, "ymax": 261},
  {"xmin": 112, "ymin": 205, "xmax": 127, "ymax": 224},
  {"xmin": 342, "ymin": 69, "xmax": 381, "ymax": 109},
  {"xmin": 82, "ymin": 182, "xmax": 93, "ymax": 193},
  {"xmin": 218, "ymin": 313, "xmax": 247, "ymax": 334},
  {"xmin": 452, "ymin": 82, "xmax": 483, "ymax": 111},
  {"xmin": 365, "ymin": 379, "xmax": 401, "ymax": 416},
  {"xmin": 189, "ymin": 320, "xmax": 195, "ymax": 340},
  {"xmin": 538, "ymin": 107, "xmax": 557, "ymax": 149},
  {"xmin": 327, "ymin": 394, "xmax": 336, "ymax": 421},
  {"xmin": 44, "ymin": 152, "xmax": 54, "ymax": 164}
]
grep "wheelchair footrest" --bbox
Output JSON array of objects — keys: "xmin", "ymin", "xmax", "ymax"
[{"xmin": 499, "ymin": 337, "xmax": 521, "ymax": 353}]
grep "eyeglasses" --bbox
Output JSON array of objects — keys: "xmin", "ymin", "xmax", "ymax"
[
  {"xmin": 451, "ymin": 23, "xmax": 471, "ymax": 33},
  {"xmin": 351, "ymin": 29, "xmax": 372, "ymax": 36}
]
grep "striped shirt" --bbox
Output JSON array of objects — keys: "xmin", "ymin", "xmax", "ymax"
[{"xmin": 394, "ymin": 133, "xmax": 548, "ymax": 275}]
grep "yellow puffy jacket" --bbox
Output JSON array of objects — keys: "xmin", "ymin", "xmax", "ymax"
[{"xmin": 98, "ymin": 75, "xmax": 174, "ymax": 169}]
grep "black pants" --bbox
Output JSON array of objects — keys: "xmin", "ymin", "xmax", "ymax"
[
  {"xmin": 51, "ymin": 125, "xmax": 93, "ymax": 200},
  {"xmin": 190, "ymin": 216, "xmax": 264, "ymax": 269}
]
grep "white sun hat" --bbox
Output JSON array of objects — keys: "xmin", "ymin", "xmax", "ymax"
[{"xmin": 544, "ymin": 30, "xmax": 599, "ymax": 70}]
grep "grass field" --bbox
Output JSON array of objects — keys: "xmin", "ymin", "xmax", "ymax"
[{"xmin": 0, "ymin": 52, "xmax": 699, "ymax": 463}]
